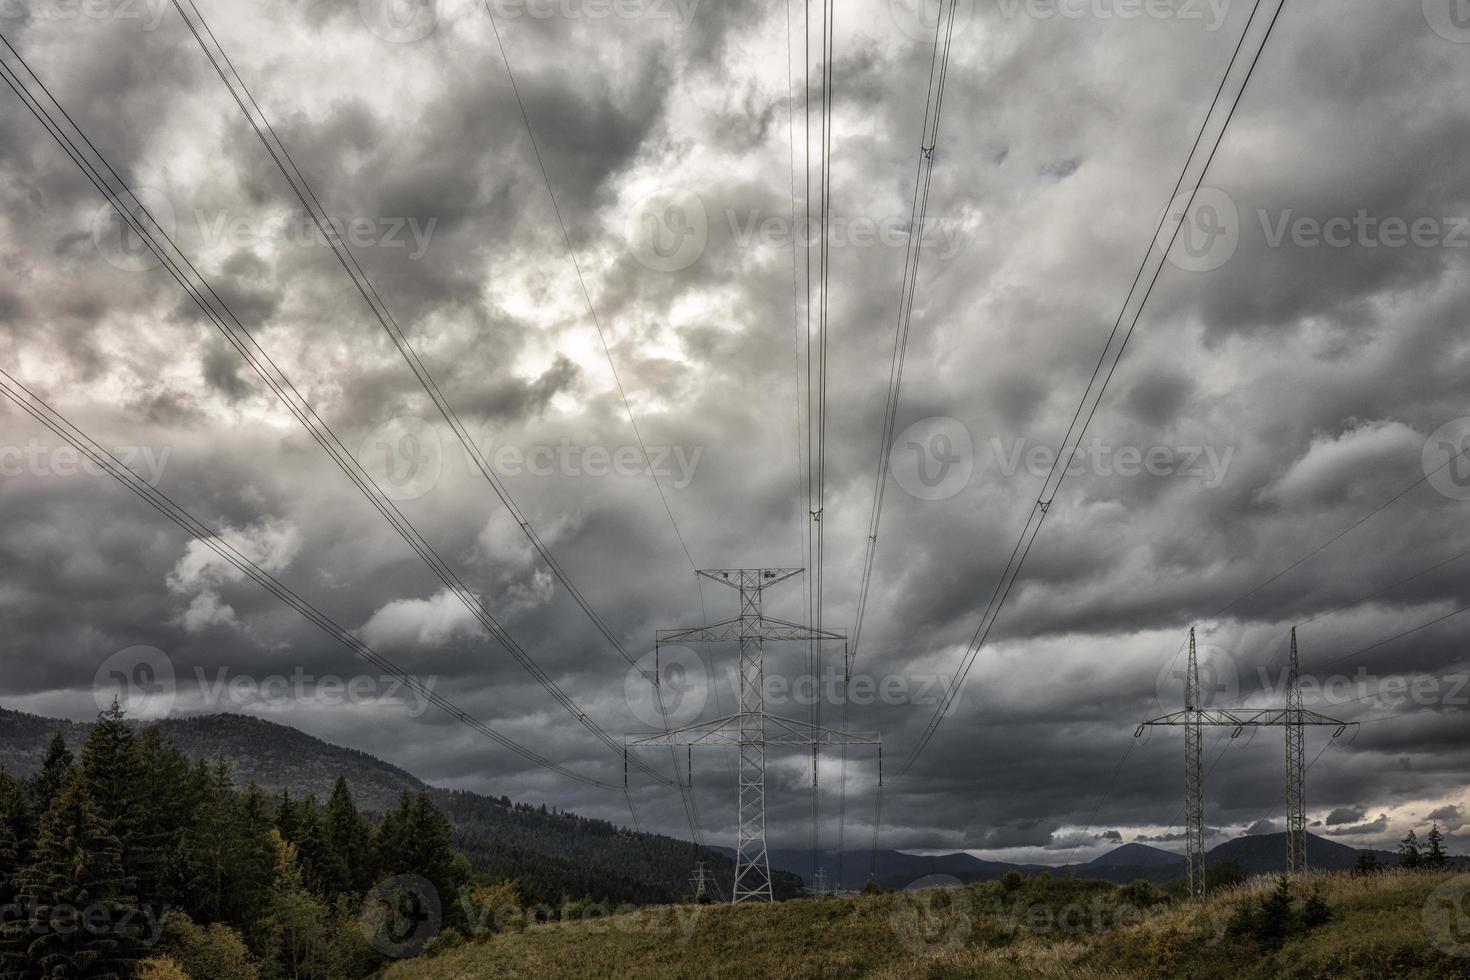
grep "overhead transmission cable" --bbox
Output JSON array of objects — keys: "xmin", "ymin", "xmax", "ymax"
[
  {"xmin": 0, "ymin": 35, "xmax": 681, "ymax": 844},
  {"xmin": 898, "ymin": 0, "xmax": 1291, "ymax": 778},
  {"xmin": 0, "ymin": 371, "xmax": 620, "ymax": 792},
  {"xmin": 844, "ymin": 0, "xmax": 959, "ymax": 889},
  {"xmin": 166, "ymin": 0, "xmax": 705, "ymax": 843}
]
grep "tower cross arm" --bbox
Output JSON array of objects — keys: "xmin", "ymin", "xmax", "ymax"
[
  {"xmin": 657, "ymin": 616, "xmax": 846, "ymax": 645},
  {"xmin": 1136, "ymin": 707, "xmax": 1355, "ymax": 735}
]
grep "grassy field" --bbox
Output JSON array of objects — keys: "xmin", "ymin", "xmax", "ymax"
[{"xmin": 383, "ymin": 871, "xmax": 1470, "ymax": 979}]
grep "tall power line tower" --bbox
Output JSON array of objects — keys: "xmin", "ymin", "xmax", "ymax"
[
  {"xmin": 1137, "ymin": 627, "xmax": 1351, "ymax": 896},
  {"xmin": 627, "ymin": 568, "xmax": 880, "ymax": 903}
]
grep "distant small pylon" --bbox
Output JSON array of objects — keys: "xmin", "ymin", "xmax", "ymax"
[
  {"xmin": 690, "ymin": 861, "xmax": 721, "ymax": 904},
  {"xmin": 812, "ymin": 867, "xmax": 830, "ymax": 899}
]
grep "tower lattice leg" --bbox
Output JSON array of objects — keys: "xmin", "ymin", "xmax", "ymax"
[
  {"xmin": 1285, "ymin": 627, "xmax": 1307, "ymax": 876},
  {"xmin": 1184, "ymin": 627, "xmax": 1205, "ymax": 898},
  {"xmin": 734, "ymin": 574, "xmax": 773, "ymax": 902}
]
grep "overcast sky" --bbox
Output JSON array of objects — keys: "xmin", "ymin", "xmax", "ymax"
[{"xmin": 1, "ymin": 0, "xmax": 1468, "ymax": 866}]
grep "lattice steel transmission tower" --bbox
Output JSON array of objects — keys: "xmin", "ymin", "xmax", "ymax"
[
  {"xmin": 812, "ymin": 868, "xmax": 830, "ymax": 898},
  {"xmin": 1137, "ymin": 627, "xmax": 1351, "ymax": 896},
  {"xmin": 626, "ymin": 568, "xmax": 881, "ymax": 904},
  {"xmin": 689, "ymin": 861, "xmax": 721, "ymax": 903}
]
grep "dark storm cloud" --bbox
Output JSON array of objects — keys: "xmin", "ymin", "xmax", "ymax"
[{"xmin": 1, "ymin": 0, "xmax": 1468, "ymax": 850}]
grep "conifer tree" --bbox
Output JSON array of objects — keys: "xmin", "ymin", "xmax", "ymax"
[
  {"xmin": 1426, "ymin": 823, "xmax": 1448, "ymax": 870},
  {"xmin": 1399, "ymin": 829, "xmax": 1423, "ymax": 869},
  {"xmin": 324, "ymin": 777, "xmax": 371, "ymax": 896},
  {"xmin": 7, "ymin": 772, "xmax": 138, "ymax": 978},
  {"xmin": 28, "ymin": 732, "xmax": 73, "ymax": 820}
]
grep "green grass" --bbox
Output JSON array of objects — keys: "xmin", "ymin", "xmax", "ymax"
[{"xmin": 383, "ymin": 871, "xmax": 1470, "ymax": 979}]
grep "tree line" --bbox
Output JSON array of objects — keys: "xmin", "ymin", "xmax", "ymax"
[{"xmin": 0, "ymin": 703, "xmax": 475, "ymax": 978}]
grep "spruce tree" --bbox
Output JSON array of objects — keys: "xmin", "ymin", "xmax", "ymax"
[
  {"xmin": 7, "ymin": 772, "xmax": 139, "ymax": 978},
  {"xmin": 324, "ymin": 777, "xmax": 371, "ymax": 896},
  {"xmin": 28, "ymin": 732, "xmax": 73, "ymax": 820},
  {"xmin": 1399, "ymin": 829, "xmax": 1423, "ymax": 870},
  {"xmin": 80, "ymin": 702, "xmax": 147, "ymax": 899},
  {"xmin": 1426, "ymin": 824, "xmax": 1447, "ymax": 870},
  {"xmin": 221, "ymin": 784, "xmax": 278, "ymax": 933}
]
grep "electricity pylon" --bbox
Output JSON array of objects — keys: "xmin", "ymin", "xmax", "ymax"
[
  {"xmin": 689, "ymin": 861, "xmax": 721, "ymax": 903},
  {"xmin": 1137, "ymin": 627, "xmax": 1351, "ymax": 896},
  {"xmin": 626, "ymin": 568, "xmax": 880, "ymax": 904}
]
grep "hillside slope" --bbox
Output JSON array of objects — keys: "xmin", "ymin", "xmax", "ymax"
[
  {"xmin": 385, "ymin": 871, "xmax": 1470, "ymax": 979},
  {"xmin": 0, "ymin": 707, "xmax": 805, "ymax": 904}
]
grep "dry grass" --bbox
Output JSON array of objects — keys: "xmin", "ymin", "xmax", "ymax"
[{"xmin": 383, "ymin": 871, "xmax": 1470, "ymax": 979}]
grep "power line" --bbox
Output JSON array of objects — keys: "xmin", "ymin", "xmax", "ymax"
[
  {"xmin": 0, "ymin": 370, "xmax": 619, "ymax": 792},
  {"xmin": 164, "ymin": 0, "xmax": 706, "ymax": 842},
  {"xmin": 899, "ymin": 0, "xmax": 1291, "ymax": 778},
  {"xmin": 841, "ymin": 0, "xmax": 959, "ymax": 888},
  {"xmin": 0, "ymin": 37, "xmax": 681, "ymax": 809}
]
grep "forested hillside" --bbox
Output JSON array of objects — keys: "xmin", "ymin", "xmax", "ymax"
[{"xmin": 0, "ymin": 708, "xmax": 803, "ymax": 906}]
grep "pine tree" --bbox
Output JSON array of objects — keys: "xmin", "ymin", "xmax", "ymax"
[
  {"xmin": 1426, "ymin": 824, "xmax": 1447, "ymax": 870},
  {"xmin": 0, "ymin": 769, "xmax": 26, "ymax": 907},
  {"xmin": 6, "ymin": 772, "xmax": 139, "ymax": 978},
  {"xmin": 1399, "ymin": 829, "xmax": 1423, "ymax": 870},
  {"xmin": 132, "ymin": 725, "xmax": 193, "ymax": 914}
]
